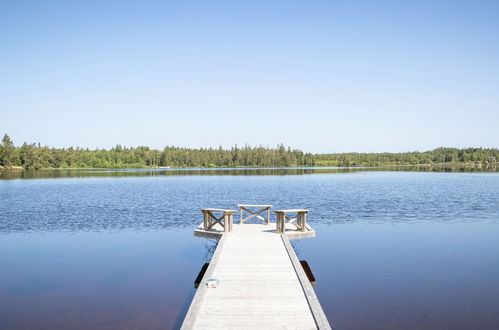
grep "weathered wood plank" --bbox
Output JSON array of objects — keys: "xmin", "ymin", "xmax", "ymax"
[
  {"xmin": 282, "ymin": 236, "xmax": 332, "ymax": 330},
  {"xmin": 201, "ymin": 208, "xmax": 237, "ymax": 213},
  {"xmin": 181, "ymin": 235, "xmax": 228, "ymax": 329},
  {"xmin": 239, "ymin": 205, "xmax": 272, "ymax": 225},
  {"xmin": 194, "ymin": 222, "xmax": 316, "ymax": 240},
  {"xmin": 274, "ymin": 209, "xmax": 310, "ymax": 213},
  {"xmin": 182, "ymin": 223, "xmax": 331, "ymax": 329}
]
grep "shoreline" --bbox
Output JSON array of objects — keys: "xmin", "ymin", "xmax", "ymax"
[{"xmin": 0, "ymin": 162, "xmax": 496, "ymax": 171}]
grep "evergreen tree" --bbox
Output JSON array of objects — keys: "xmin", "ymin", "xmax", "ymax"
[
  {"xmin": 0, "ymin": 132, "xmax": 497, "ymax": 169},
  {"xmin": 1, "ymin": 134, "xmax": 19, "ymax": 167}
]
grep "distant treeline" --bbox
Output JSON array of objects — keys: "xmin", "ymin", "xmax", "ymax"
[
  {"xmin": 0, "ymin": 134, "xmax": 497, "ymax": 169},
  {"xmin": 315, "ymin": 148, "xmax": 498, "ymax": 167},
  {"xmin": 0, "ymin": 134, "xmax": 314, "ymax": 169}
]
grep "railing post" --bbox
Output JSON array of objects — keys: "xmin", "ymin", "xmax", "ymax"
[
  {"xmin": 223, "ymin": 210, "xmax": 235, "ymax": 232},
  {"xmin": 301, "ymin": 211, "xmax": 307, "ymax": 231},
  {"xmin": 223, "ymin": 213, "xmax": 229, "ymax": 232},
  {"xmin": 275, "ymin": 211, "xmax": 284, "ymax": 234},
  {"xmin": 202, "ymin": 210, "xmax": 209, "ymax": 230}
]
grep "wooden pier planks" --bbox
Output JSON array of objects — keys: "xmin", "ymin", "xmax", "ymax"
[{"xmin": 182, "ymin": 224, "xmax": 331, "ymax": 330}]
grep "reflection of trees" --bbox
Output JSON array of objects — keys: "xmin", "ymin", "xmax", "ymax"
[{"xmin": 0, "ymin": 165, "xmax": 497, "ymax": 180}]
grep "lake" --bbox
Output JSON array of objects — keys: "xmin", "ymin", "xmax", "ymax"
[{"xmin": 0, "ymin": 168, "xmax": 498, "ymax": 329}]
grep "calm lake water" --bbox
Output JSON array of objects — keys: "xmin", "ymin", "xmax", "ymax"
[{"xmin": 0, "ymin": 168, "xmax": 498, "ymax": 329}]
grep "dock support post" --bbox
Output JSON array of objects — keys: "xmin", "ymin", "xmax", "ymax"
[
  {"xmin": 224, "ymin": 213, "xmax": 234, "ymax": 232},
  {"xmin": 299, "ymin": 212, "xmax": 307, "ymax": 231},
  {"xmin": 202, "ymin": 210, "xmax": 209, "ymax": 231},
  {"xmin": 275, "ymin": 211, "xmax": 285, "ymax": 233}
]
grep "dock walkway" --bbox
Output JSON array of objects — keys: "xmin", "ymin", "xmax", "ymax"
[{"xmin": 181, "ymin": 223, "xmax": 331, "ymax": 329}]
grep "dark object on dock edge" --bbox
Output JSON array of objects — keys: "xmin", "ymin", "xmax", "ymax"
[
  {"xmin": 194, "ymin": 260, "xmax": 316, "ymax": 288},
  {"xmin": 300, "ymin": 260, "xmax": 316, "ymax": 288},
  {"xmin": 194, "ymin": 263, "xmax": 209, "ymax": 288}
]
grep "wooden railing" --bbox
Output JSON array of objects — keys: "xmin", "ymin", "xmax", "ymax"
[
  {"xmin": 274, "ymin": 209, "xmax": 309, "ymax": 233},
  {"xmin": 238, "ymin": 204, "xmax": 272, "ymax": 225},
  {"xmin": 201, "ymin": 209, "xmax": 236, "ymax": 232},
  {"xmin": 200, "ymin": 207, "xmax": 310, "ymax": 235}
]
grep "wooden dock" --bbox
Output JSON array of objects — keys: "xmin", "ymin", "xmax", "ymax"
[{"xmin": 182, "ymin": 220, "xmax": 331, "ymax": 329}]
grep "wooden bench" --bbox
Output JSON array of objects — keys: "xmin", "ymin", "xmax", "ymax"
[
  {"xmin": 238, "ymin": 204, "xmax": 272, "ymax": 225},
  {"xmin": 201, "ymin": 208, "xmax": 236, "ymax": 232},
  {"xmin": 274, "ymin": 209, "xmax": 309, "ymax": 233}
]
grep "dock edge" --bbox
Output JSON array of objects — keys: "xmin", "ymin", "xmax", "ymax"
[
  {"xmin": 281, "ymin": 235, "xmax": 333, "ymax": 330},
  {"xmin": 180, "ymin": 235, "xmax": 227, "ymax": 330}
]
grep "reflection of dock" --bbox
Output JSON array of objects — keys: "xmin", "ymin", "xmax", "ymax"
[{"xmin": 182, "ymin": 207, "xmax": 331, "ymax": 329}]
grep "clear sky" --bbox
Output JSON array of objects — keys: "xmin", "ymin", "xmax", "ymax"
[{"xmin": 1, "ymin": 0, "xmax": 498, "ymax": 153}]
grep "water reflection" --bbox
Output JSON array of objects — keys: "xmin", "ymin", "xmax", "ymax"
[
  {"xmin": 0, "ymin": 165, "xmax": 496, "ymax": 180},
  {"xmin": 2, "ymin": 222, "xmax": 498, "ymax": 329},
  {"xmin": 0, "ymin": 230, "xmax": 204, "ymax": 329},
  {"xmin": 294, "ymin": 222, "xmax": 499, "ymax": 330},
  {"xmin": 1, "ymin": 172, "xmax": 498, "ymax": 233},
  {"xmin": 0, "ymin": 171, "xmax": 498, "ymax": 329}
]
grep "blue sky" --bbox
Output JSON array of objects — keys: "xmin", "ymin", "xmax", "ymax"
[{"xmin": 1, "ymin": 0, "xmax": 498, "ymax": 153}]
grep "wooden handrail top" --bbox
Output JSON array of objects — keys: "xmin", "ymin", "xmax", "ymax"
[
  {"xmin": 274, "ymin": 209, "xmax": 310, "ymax": 213},
  {"xmin": 238, "ymin": 204, "xmax": 273, "ymax": 208},
  {"xmin": 201, "ymin": 208, "xmax": 236, "ymax": 213}
]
